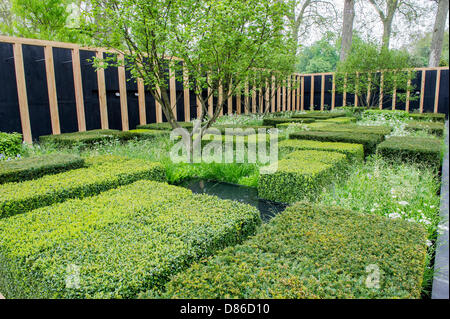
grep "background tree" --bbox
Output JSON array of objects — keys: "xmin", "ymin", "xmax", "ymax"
[
  {"xmin": 339, "ymin": 0, "xmax": 355, "ymax": 61},
  {"xmin": 296, "ymin": 33, "xmax": 339, "ymax": 72},
  {"xmin": 0, "ymin": 0, "xmax": 12, "ymax": 33},
  {"xmin": 429, "ymin": 0, "xmax": 449, "ymax": 67},
  {"xmin": 405, "ymin": 29, "xmax": 449, "ymax": 66}
]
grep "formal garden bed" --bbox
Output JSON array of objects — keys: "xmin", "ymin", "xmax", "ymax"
[{"xmin": 0, "ymin": 109, "xmax": 447, "ymax": 299}]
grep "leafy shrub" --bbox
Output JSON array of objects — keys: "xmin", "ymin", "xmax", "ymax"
[
  {"xmin": 162, "ymin": 202, "xmax": 427, "ymax": 299},
  {"xmin": 262, "ymin": 118, "xmax": 315, "ymax": 127},
  {"xmin": 292, "ymin": 111, "xmax": 346, "ymax": 119},
  {"xmin": 0, "ymin": 180, "xmax": 260, "ymax": 298},
  {"xmin": 318, "ymin": 117, "xmax": 357, "ymax": 124},
  {"xmin": 405, "ymin": 121, "xmax": 444, "ymax": 137},
  {"xmin": 308, "ymin": 123, "xmax": 392, "ymax": 136},
  {"xmin": 0, "ymin": 154, "xmax": 84, "ymax": 184},
  {"xmin": 278, "ymin": 139, "xmax": 364, "ymax": 162},
  {"xmin": 289, "ymin": 131, "xmax": 384, "ymax": 156},
  {"xmin": 258, "ymin": 150, "xmax": 347, "ymax": 203},
  {"xmin": 376, "ymin": 136, "xmax": 442, "ymax": 168},
  {"xmin": 40, "ymin": 129, "xmax": 135, "ymax": 147},
  {"xmin": 0, "ymin": 155, "xmax": 166, "ymax": 218},
  {"xmin": 211, "ymin": 124, "xmax": 273, "ymax": 135},
  {"xmin": 408, "ymin": 113, "xmax": 445, "ymax": 123},
  {"xmin": 0, "ymin": 132, "xmax": 22, "ymax": 158},
  {"xmin": 136, "ymin": 122, "xmax": 193, "ymax": 130}
]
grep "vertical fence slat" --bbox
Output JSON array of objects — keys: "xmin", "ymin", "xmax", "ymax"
[
  {"xmin": 331, "ymin": 73, "xmax": 335, "ymax": 110},
  {"xmin": 379, "ymin": 72, "xmax": 383, "ymax": 110},
  {"xmin": 434, "ymin": 69, "xmax": 441, "ymax": 113},
  {"xmin": 354, "ymin": 72, "xmax": 359, "ymax": 107},
  {"xmin": 155, "ymin": 85, "xmax": 162, "ymax": 123},
  {"xmin": 320, "ymin": 74, "xmax": 325, "ymax": 111},
  {"xmin": 291, "ymin": 76, "xmax": 296, "ymax": 110},
  {"xmin": 405, "ymin": 71, "xmax": 411, "ymax": 112},
  {"xmin": 310, "ymin": 75, "xmax": 314, "ymax": 110},
  {"xmin": 183, "ymin": 66, "xmax": 190, "ymax": 121},
  {"xmin": 96, "ymin": 50, "xmax": 108, "ymax": 129},
  {"xmin": 265, "ymin": 79, "xmax": 269, "ymax": 113},
  {"xmin": 296, "ymin": 76, "xmax": 300, "ymax": 111},
  {"xmin": 236, "ymin": 86, "xmax": 241, "ymax": 114},
  {"xmin": 44, "ymin": 45, "xmax": 60, "ymax": 135},
  {"xmin": 244, "ymin": 80, "xmax": 249, "ymax": 114},
  {"xmin": 271, "ymin": 75, "xmax": 275, "ymax": 112},
  {"xmin": 277, "ymin": 81, "xmax": 281, "ymax": 111},
  {"xmin": 300, "ymin": 76, "xmax": 304, "ymax": 111},
  {"xmin": 13, "ymin": 42, "xmax": 32, "ymax": 143},
  {"xmin": 219, "ymin": 83, "xmax": 223, "ymax": 116},
  {"xmin": 366, "ymin": 73, "xmax": 371, "ymax": 105},
  {"xmin": 137, "ymin": 78, "xmax": 146, "ymax": 125},
  {"xmin": 118, "ymin": 54, "xmax": 129, "ymax": 130},
  {"xmin": 71, "ymin": 48, "xmax": 86, "ymax": 131},
  {"xmin": 343, "ymin": 74, "xmax": 347, "ymax": 106},
  {"xmin": 228, "ymin": 80, "xmax": 232, "ymax": 115},
  {"xmin": 419, "ymin": 70, "xmax": 426, "ymax": 113},
  {"xmin": 196, "ymin": 94, "xmax": 202, "ymax": 118},
  {"xmin": 169, "ymin": 66, "xmax": 177, "ymax": 120},
  {"xmin": 391, "ymin": 74, "xmax": 396, "ymax": 111},
  {"xmin": 287, "ymin": 76, "xmax": 291, "ymax": 111},
  {"xmin": 282, "ymin": 80, "xmax": 286, "ymax": 111},
  {"xmin": 252, "ymin": 80, "xmax": 256, "ymax": 113}
]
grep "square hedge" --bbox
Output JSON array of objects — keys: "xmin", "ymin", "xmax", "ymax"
[
  {"xmin": 309, "ymin": 124, "xmax": 392, "ymax": 136},
  {"xmin": 262, "ymin": 118, "xmax": 315, "ymax": 127},
  {"xmin": 405, "ymin": 121, "xmax": 445, "ymax": 137},
  {"xmin": 136, "ymin": 122, "xmax": 193, "ymax": 131},
  {"xmin": 292, "ymin": 111, "xmax": 346, "ymax": 119},
  {"xmin": 161, "ymin": 202, "xmax": 427, "ymax": 299},
  {"xmin": 376, "ymin": 136, "xmax": 442, "ymax": 168},
  {"xmin": 408, "ymin": 113, "xmax": 445, "ymax": 123}
]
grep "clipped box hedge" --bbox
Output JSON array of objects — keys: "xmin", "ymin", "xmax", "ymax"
[
  {"xmin": 405, "ymin": 121, "xmax": 444, "ymax": 137},
  {"xmin": 290, "ymin": 131, "xmax": 384, "ymax": 156},
  {"xmin": 408, "ymin": 112, "xmax": 445, "ymax": 123},
  {"xmin": 0, "ymin": 155, "xmax": 165, "ymax": 218},
  {"xmin": 0, "ymin": 154, "xmax": 85, "ymax": 184},
  {"xmin": 39, "ymin": 129, "xmax": 135, "ymax": 147},
  {"xmin": 317, "ymin": 117, "xmax": 357, "ymax": 124},
  {"xmin": 292, "ymin": 111, "xmax": 346, "ymax": 119},
  {"xmin": 262, "ymin": 117, "xmax": 315, "ymax": 127},
  {"xmin": 376, "ymin": 136, "xmax": 442, "ymax": 168},
  {"xmin": 258, "ymin": 150, "xmax": 347, "ymax": 203},
  {"xmin": 0, "ymin": 180, "xmax": 260, "ymax": 298},
  {"xmin": 211, "ymin": 124, "xmax": 273, "ymax": 135},
  {"xmin": 161, "ymin": 202, "xmax": 427, "ymax": 299},
  {"xmin": 136, "ymin": 122, "xmax": 193, "ymax": 131},
  {"xmin": 0, "ymin": 132, "xmax": 22, "ymax": 158},
  {"xmin": 309, "ymin": 123, "xmax": 392, "ymax": 136},
  {"xmin": 278, "ymin": 139, "xmax": 364, "ymax": 162}
]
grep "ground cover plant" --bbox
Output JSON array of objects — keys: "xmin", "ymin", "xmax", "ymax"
[
  {"xmin": 405, "ymin": 121, "xmax": 445, "ymax": 137},
  {"xmin": 160, "ymin": 202, "xmax": 427, "ymax": 299},
  {"xmin": 0, "ymin": 132, "xmax": 22, "ymax": 159},
  {"xmin": 0, "ymin": 180, "xmax": 260, "ymax": 298},
  {"xmin": 0, "ymin": 155, "xmax": 165, "ymax": 218}
]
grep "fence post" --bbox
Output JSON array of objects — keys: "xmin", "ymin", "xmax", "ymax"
[
  {"xmin": 44, "ymin": 45, "xmax": 61, "ymax": 135},
  {"xmin": 379, "ymin": 72, "xmax": 384, "ymax": 110},
  {"xmin": 320, "ymin": 74, "xmax": 325, "ymax": 111},
  {"xmin": 71, "ymin": 47, "xmax": 86, "ymax": 131},
  {"xmin": 271, "ymin": 75, "xmax": 275, "ymax": 113},
  {"xmin": 118, "ymin": 53, "xmax": 129, "ymax": 130},
  {"xmin": 183, "ymin": 65, "xmax": 190, "ymax": 121},
  {"xmin": 405, "ymin": 71, "xmax": 411, "ymax": 113},
  {"xmin": 169, "ymin": 65, "xmax": 177, "ymax": 120},
  {"xmin": 137, "ymin": 78, "xmax": 146, "ymax": 125},
  {"xmin": 419, "ymin": 69, "xmax": 426, "ymax": 113},
  {"xmin": 300, "ymin": 76, "xmax": 304, "ymax": 111},
  {"xmin": 96, "ymin": 50, "xmax": 109, "ymax": 129},
  {"xmin": 310, "ymin": 75, "xmax": 314, "ymax": 110},
  {"xmin": 331, "ymin": 73, "xmax": 335, "ymax": 110},
  {"xmin": 434, "ymin": 69, "xmax": 441, "ymax": 113}
]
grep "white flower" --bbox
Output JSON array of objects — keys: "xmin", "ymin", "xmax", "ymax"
[
  {"xmin": 388, "ymin": 212, "xmax": 401, "ymax": 219},
  {"xmin": 390, "ymin": 188, "xmax": 396, "ymax": 194},
  {"xmin": 426, "ymin": 240, "xmax": 432, "ymax": 247},
  {"xmin": 430, "ymin": 205, "xmax": 435, "ymax": 209},
  {"xmin": 370, "ymin": 208, "xmax": 376, "ymax": 212},
  {"xmin": 398, "ymin": 201, "xmax": 408, "ymax": 206},
  {"xmin": 417, "ymin": 210, "xmax": 422, "ymax": 213},
  {"xmin": 421, "ymin": 218, "xmax": 431, "ymax": 225}
]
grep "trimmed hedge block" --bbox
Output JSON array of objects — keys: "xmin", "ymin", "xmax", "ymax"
[
  {"xmin": 292, "ymin": 111, "xmax": 346, "ymax": 119},
  {"xmin": 211, "ymin": 124, "xmax": 273, "ymax": 135},
  {"xmin": 0, "ymin": 132, "xmax": 22, "ymax": 158},
  {"xmin": 0, "ymin": 180, "xmax": 260, "ymax": 298},
  {"xmin": 0, "ymin": 155, "xmax": 166, "ymax": 218},
  {"xmin": 262, "ymin": 118, "xmax": 315, "ymax": 127},
  {"xmin": 309, "ymin": 124, "xmax": 392, "ymax": 136},
  {"xmin": 136, "ymin": 122, "xmax": 193, "ymax": 131},
  {"xmin": 405, "ymin": 121, "xmax": 444, "ymax": 136},
  {"xmin": 317, "ymin": 117, "xmax": 357, "ymax": 124},
  {"xmin": 376, "ymin": 136, "xmax": 442, "ymax": 168},
  {"xmin": 0, "ymin": 154, "xmax": 85, "ymax": 184},
  {"xmin": 258, "ymin": 150, "xmax": 347, "ymax": 203},
  {"xmin": 162, "ymin": 202, "xmax": 427, "ymax": 299},
  {"xmin": 290, "ymin": 131, "xmax": 384, "ymax": 156},
  {"xmin": 408, "ymin": 113, "xmax": 445, "ymax": 123},
  {"xmin": 278, "ymin": 139, "xmax": 364, "ymax": 162},
  {"xmin": 40, "ymin": 129, "xmax": 134, "ymax": 147}
]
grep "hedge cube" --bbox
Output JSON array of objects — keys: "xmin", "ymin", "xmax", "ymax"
[
  {"xmin": 408, "ymin": 113, "xmax": 445, "ymax": 123},
  {"xmin": 0, "ymin": 154, "xmax": 85, "ymax": 184},
  {"xmin": 0, "ymin": 155, "xmax": 166, "ymax": 218},
  {"xmin": 39, "ymin": 129, "xmax": 138, "ymax": 147},
  {"xmin": 278, "ymin": 139, "xmax": 364, "ymax": 162},
  {"xmin": 0, "ymin": 132, "xmax": 22, "ymax": 158},
  {"xmin": 258, "ymin": 150, "xmax": 347, "ymax": 203},
  {"xmin": 376, "ymin": 136, "xmax": 442, "ymax": 168},
  {"xmin": 0, "ymin": 180, "xmax": 260, "ymax": 298},
  {"xmin": 292, "ymin": 111, "xmax": 346, "ymax": 119},
  {"xmin": 136, "ymin": 122, "xmax": 193, "ymax": 131},
  {"xmin": 317, "ymin": 117, "xmax": 357, "ymax": 124},
  {"xmin": 262, "ymin": 118, "xmax": 315, "ymax": 127},
  {"xmin": 308, "ymin": 124, "xmax": 392, "ymax": 136},
  {"xmin": 405, "ymin": 121, "xmax": 444, "ymax": 137},
  {"xmin": 161, "ymin": 202, "xmax": 427, "ymax": 299}
]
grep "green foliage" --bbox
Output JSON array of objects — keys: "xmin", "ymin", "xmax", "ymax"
[
  {"xmin": 290, "ymin": 131, "xmax": 385, "ymax": 156},
  {"xmin": 262, "ymin": 117, "xmax": 315, "ymax": 127},
  {"xmin": 258, "ymin": 150, "xmax": 347, "ymax": 203},
  {"xmin": 0, "ymin": 132, "xmax": 22, "ymax": 158},
  {"xmin": 376, "ymin": 136, "xmax": 442, "ymax": 169},
  {"xmin": 407, "ymin": 31, "xmax": 449, "ymax": 67},
  {"xmin": 405, "ymin": 121, "xmax": 445, "ymax": 137},
  {"xmin": 211, "ymin": 125, "xmax": 273, "ymax": 135},
  {"xmin": 292, "ymin": 111, "xmax": 346, "ymax": 119},
  {"xmin": 296, "ymin": 34, "xmax": 339, "ymax": 73},
  {"xmin": 136, "ymin": 122, "xmax": 193, "ymax": 131},
  {"xmin": 0, "ymin": 155, "xmax": 166, "ymax": 218},
  {"xmin": 408, "ymin": 113, "xmax": 446, "ymax": 123},
  {"xmin": 0, "ymin": 153, "xmax": 84, "ymax": 184},
  {"xmin": 317, "ymin": 117, "xmax": 357, "ymax": 124},
  {"xmin": 0, "ymin": 180, "xmax": 260, "ymax": 298},
  {"xmin": 308, "ymin": 123, "xmax": 392, "ymax": 136},
  {"xmin": 335, "ymin": 41, "xmax": 416, "ymax": 108},
  {"xmin": 278, "ymin": 139, "xmax": 364, "ymax": 162},
  {"xmin": 161, "ymin": 202, "xmax": 427, "ymax": 299}
]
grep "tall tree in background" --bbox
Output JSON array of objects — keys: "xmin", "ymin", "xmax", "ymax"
[
  {"xmin": 368, "ymin": 0, "xmax": 424, "ymax": 49},
  {"xmin": 339, "ymin": 0, "xmax": 355, "ymax": 61},
  {"xmin": 0, "ymin": 0, "xmax": 12, "ymax": 33},
  {"xmin": 429, "ymin": 0, "xmax": 449, "ymax": 67}
]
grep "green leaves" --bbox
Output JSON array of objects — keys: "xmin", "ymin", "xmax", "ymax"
[{"xmin": 0, "ymin": 132, "xmax": 22, "ymax": 158}]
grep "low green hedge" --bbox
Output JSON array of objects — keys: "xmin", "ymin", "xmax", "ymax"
[
  {"xmin": 0, "ymin": 180, "xmax": 260, "ymax": 298},
  {"xmin": 405, "ymin": 121, "xmax": 445, "ymax": 137},
  {"xmin": 290, "ymin": 131, "xmax": 384, "ymax": 156},
  {"xmin": 317, "ymin": 117, "xmax": 357, "ymax": 124},
  {"xmin": 292, "ymin": 111, "xmax": 346, "ymax": 119},
  {"xmin": 0, "ymin": 155, "xmax": 166, "ymax": 218},
  {"xmin": 258, "ymin": 150, "xmax": 347, "ymax": 203},
  {"xmin": 0, "ymin": 154, "xmax": 85, "ymax": 184},
  {"xmin": 408, "ymin": 113, "xmax": 445, "ymax": 123},
  {"xmin": 278, "ymin": 139, "xmax": 364, "ymax": 162},
  {"xmin": 262, "ymin": 118, "xmax": 315, "ymax": 127},
  {"xmin": 211, "ymin": 124, "xmax": 273, "ymax": 135},
  {"xmin": 0, "ymin": 132, "xmax": 22, "ymax": 158},
  {"xmin": 161, "ymin": 202, "xmax": 427, "ymax": 299},
  {"xmin": 309, "ymin": 124, "xmax": 392, "ymax": 136},
  {"xmin": 39, "ymin": 129, "xmax": 135, "ymax": 147},
  {"xmin": 376, "ymin": 136, "xmax": 442, "ymax": 168},
  {"xmin": 136, "ymin": 122, "xmax": 193, "ymax": 131}
]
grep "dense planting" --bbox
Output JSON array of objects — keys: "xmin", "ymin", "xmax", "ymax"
[
  {"xmin": 278, "ymin": 139, "xmax": 364, "ymax": 162},
  {"xmin": 289, "ymin": 131, "xmax": 384, "ymax": 155},
  {"xmin": 262, "ymin": 117, "xmax": 315, "ymax": 127},
  {"xmin": 317, "ymin": 117, "xmax": 357, "ymax": 124},
  {"xmin": 162, "ymin": 203, "xmax": 427, "ymax": 299},
  {"xmin": 405, "ymin": 121, "xmax": 444, "ymax": 136},
  {"xmin": 258, "ymin": 150, "xmax": 347, "ymax": 203},
  {"xmin": 0, "ymin": 156, "xmax": 165, "ymax": 218},
  {"xmin": 292, "ymin": 111, "xmax": 346, "ymax": 119},
  {"xmin": 0, "ymin": 154, "xmax": 84, "ymax": 184},
  {"xmin": 40, "ymin": 129, "xmax": 134, "ymax": 146},
  {"xmin": 137, "ymin": 122, "xmax": 193, "ymax": 131},
  {"xmin": 377, "ymin": 136, "xmax": 442, "ymax": 168},
  {"xmin": 0, "ymin": 180, "xmax": 260, "ymax": 298},
  {"xmin": 0, "ymin": 132, "xmax": 22, "ymax": 158},
  {"xmin": 308, "ymin": 123, "xmax": 392, "ymax": 136},
  {"xmin": 408, "ymin": 113, "xmax": 446, "ymax": 123}
]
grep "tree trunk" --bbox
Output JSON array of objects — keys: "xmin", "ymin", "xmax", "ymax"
[
  {"xmin": 339, "ymin": 0, "xmax": 355, "ymax": 61},
  {"xmin": 429, "ymin": 0, "xmax": 449, "ymax": 67},
  {"xmin": 381, "ymin": 15, "xmax": 394, "ymax": 50}
]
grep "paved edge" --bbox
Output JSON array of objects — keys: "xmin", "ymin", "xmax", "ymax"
[{"xmin": 432, "ymin": 120, "xmax": 449, "ymax": 299}]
